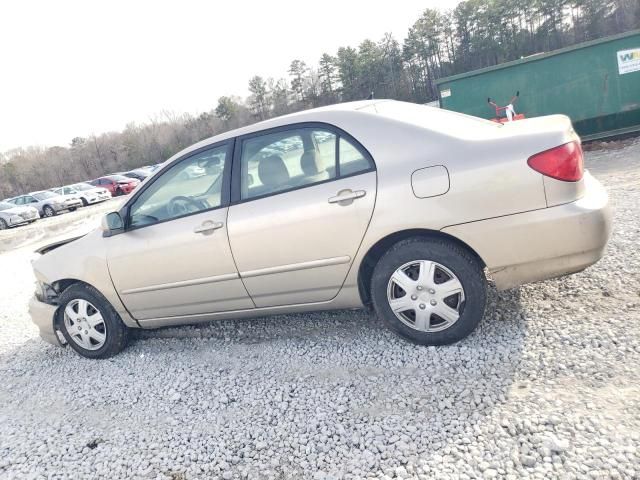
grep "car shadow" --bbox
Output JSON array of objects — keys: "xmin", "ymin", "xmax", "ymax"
[{"xmin": 0, "ymin": 285, "xmax": 527, "ymax": 478}]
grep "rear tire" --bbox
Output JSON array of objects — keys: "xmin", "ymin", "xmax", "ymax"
[
  {"xmin": 58, "ymin": 284, "xmax": 129, "ymax": 359},
  {"xmin": 370, "ymin": 237, "xmax": 486, "ymax": 346},
  {"xmin": 43, "ymin": 205, "xmax": 56, "ymax": 217},
  {"xmin": 0, "ymin": 218, "xmax": 7, "ymax": 230}
]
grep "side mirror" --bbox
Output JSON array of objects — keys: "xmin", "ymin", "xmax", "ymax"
[
  {"xmin": 102, "ymin": 212, "xmax": 124, "ymax": 237},
  {"xmin": 247, "ymin": 173, "xmax": 254, "ymax": 187}
]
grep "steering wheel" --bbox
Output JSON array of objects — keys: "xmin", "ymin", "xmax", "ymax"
[{"xmin": 167, "ymin": 196, "xmax": 203, "ymax": 217}]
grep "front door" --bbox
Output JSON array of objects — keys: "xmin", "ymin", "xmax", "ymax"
[
  {"xmin": 106, "ymin": 142, "xmax": 254, "ymax": 320},
  {"xmin": 227, "ymin": 125, "xmax": 377, "ymax": 307}
]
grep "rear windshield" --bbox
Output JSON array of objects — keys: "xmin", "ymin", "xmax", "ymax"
[
  {"xmin": 106, "ymin": 175, "xmax": 130, "ymax": 182},
  {"xmin": 33, "ymin": 191, "xmax": 57, "ymax": 200},
  {"xmin": 368, "ymin": 100, "xmax": 499, "ymax": 137}
]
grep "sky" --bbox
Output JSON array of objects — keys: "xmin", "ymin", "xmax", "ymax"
[{"xmin": 0, "ymin": 0, "xmax": 461, "ymax": 153}]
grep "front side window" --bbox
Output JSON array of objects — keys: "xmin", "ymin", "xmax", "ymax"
[
  {"xmin": 128, "ymin": 144, "xmax": 228, "ymax": 228},
  {"xmin": 240, "ymin": 128, "xmax": 337, "ymax": 200}
]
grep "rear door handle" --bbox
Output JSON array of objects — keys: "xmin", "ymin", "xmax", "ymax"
[
  {"xmin": 328, "ymin": 189, "xmax": 366, "ymax": 204},
  {"xmin": 194, "ymin": 221, "xmax": 224, "ymax": 234}
]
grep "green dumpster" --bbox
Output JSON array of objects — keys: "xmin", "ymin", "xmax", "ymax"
[{"xmin": 435, "ymin": 30, "xmax": 640, "ymax": 140}]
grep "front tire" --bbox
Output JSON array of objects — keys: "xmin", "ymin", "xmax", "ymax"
[
  {"xmin": 81, "ymin": 198, "xmax": 88, "ymax": 207},
  {"xmin": 58, "ymin": 284, "xmax": 129, "ymax": 359},
  {"xmin": 371, "ymin": 237, "xmax": 486, "ymax": 346},
  {"xmin": 43, "ymin": 205, "xmax": 56, "ymax": 217},
  {"xmin": 0, "ymin": 218, "xmax": 7, "ymax": 230}
]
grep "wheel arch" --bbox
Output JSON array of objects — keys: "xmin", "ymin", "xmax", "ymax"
[
  {"xmin": 51, "ymin": 278, "xmax": 94, "ymax": 329},
  {"xmin": 357, "ymin": 229, "xmax": 486, "ymax": 306}
]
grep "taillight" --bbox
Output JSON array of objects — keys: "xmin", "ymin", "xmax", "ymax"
[{"xmin": 527, "ymin": 141, "xmax": 583, "ymax": 182}]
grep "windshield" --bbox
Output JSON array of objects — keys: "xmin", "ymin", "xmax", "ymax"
[
  {"xmin": 107, "ymin": 175, "xmax": 131, "ymax": 182},
  {"xmin": 33, "ymin": 191, "xmax": 57, "ymax": 200},
  {"xmin": 0, "ymin": 202, "xmax": 15, "ymax": 211},
  {"xmin": 72, "ymin": 183, "xmax": 93, "ymax": 191}
]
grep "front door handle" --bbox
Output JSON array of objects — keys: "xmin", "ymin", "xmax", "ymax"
[
  {"xmin": 194, "ymin": 221, "xmax": 224, "ymax": 234},
  {"xmin": 328, "ymin": 189, "xmax": 366, "ymax": 205}
]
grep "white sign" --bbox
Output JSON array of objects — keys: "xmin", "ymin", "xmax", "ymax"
[
  {"xmin": 440, "ymin": 88, "xmax": 451, "ymax": 98},
  {"xmin": 617, "ymin": 48, "xmax": 640, "ymax": 75}
]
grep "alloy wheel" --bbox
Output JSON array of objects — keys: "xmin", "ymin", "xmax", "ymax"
[{"xmin": 387, "ymin": 260, "xmax": 465, "ymax": 332}]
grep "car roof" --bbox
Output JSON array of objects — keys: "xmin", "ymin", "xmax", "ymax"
[
  {"xmin": 162, "ymin": 100, "xmax": 384, "ymax": 164},
  {"xmin": 30, "ymin": 190, "xmax": 56, "ymax": 196}
]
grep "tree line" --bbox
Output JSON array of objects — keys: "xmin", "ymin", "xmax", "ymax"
[{"xmin": 1, "ymin": 0, "xmax": 638, "ymax": 198}]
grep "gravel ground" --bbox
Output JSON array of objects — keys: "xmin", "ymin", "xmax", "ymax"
[{"xmin": 0, "ymin": 140, "xmax": 639, "ymax": 479}]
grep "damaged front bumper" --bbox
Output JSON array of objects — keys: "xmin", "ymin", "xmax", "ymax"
[{"xmin": 28, "ymin": 296, "xmax": 64, "ymax": 346}]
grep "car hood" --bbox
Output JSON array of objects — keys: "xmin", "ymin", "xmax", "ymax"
[
  {"xmin": 35, "ymin": 234, "xmax": 86, "ymax": 255},
  {"xmin": 1, "ymin": 205, "xmax": 36, "ymax": 215}
]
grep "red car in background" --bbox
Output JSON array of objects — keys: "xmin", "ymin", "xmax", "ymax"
[{"xmin": 90, "ymin": 175, "xmax": 140, "ymax": 196}]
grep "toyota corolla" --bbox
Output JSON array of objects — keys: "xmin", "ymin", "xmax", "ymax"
[{"xmin": 28, "ymin": 100, "xmax": 611, "ymax": 358}]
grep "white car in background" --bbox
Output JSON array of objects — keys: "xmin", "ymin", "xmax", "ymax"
[
  {"xmin": 52, "ymin": 183, "xmax": 111, "ymax": 206},
  {"xmin": 0, "ymin": 201, "xmax": 40, "ymax": 229}
]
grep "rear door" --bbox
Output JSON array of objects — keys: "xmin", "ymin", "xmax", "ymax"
[{"xmin": 227, "ymin": 124, "xmax": 377, "ymax": 307}]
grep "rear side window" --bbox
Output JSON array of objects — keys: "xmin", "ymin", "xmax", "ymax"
[
  {"xmin": 339, "ymin": 137, "xmax": 374, "ymax": 176},
  {"xmin": 240, "ymin": 128, "xmax": 337, "ymax": 200},
  {"xmin": 239, "ymin": 125, "xmax": 374, "ymax": 201}
]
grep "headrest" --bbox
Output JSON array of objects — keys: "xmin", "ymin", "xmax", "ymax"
[
  {"xmin": 300, "ymin": 150, "xmax": 325, "ymax": 176},
  {"xmin": 258, "ymin": 155, "xmax": 289, "ymax": 188}
]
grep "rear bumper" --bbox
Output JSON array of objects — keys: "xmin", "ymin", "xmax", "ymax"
[
  {"xmin": 442, "ymin": 172, "xmax": 611, "ymax": 290},
  {"xmin": 28, "ymin": 296, "xmax": 61, "ymax": 346}
]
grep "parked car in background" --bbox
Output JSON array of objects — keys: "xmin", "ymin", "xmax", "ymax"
[
  {"xmin": 43, "ymin": 189, "xmax": 85, "ymax": 212},
  {"xmin": 52, "ymin": 183, "xmax": 111, "ymax": 206},
  {"xmin": 0, "ymin": 201, "xmax": 39, "ymax": 229},
  {"xmin": 28, "ymin": 100, "xmax": 611, "ymax": 358},
  {"xmin": 90, "ymin": 175, "xmax": 140, "ymax": 196},
  {"xmin": 180, "ymin": 164, "xmax": 206, "ymax": 180},
  {"xmin": 9, "ymin": 190, "xmax": 82, "ymax": 217}
]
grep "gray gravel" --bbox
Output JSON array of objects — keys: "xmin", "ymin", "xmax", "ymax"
[{"xmin": 1, "ymin": 139, "xmax": 639, "ymax": 479}]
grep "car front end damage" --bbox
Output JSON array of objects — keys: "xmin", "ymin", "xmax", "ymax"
[{"xmin": 29, "ymin": 289, "xmax": 62, "ymax": 346}]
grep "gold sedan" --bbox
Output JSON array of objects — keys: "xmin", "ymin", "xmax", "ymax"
[{"xmin": 29, "ymin": 100, "xmax": 611, "ymax": 358}]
